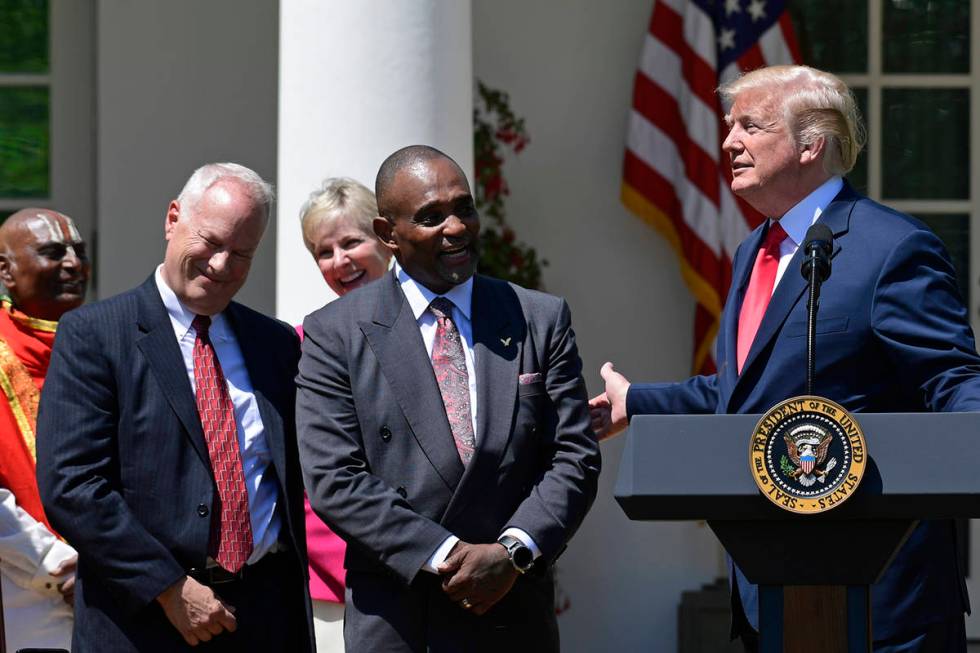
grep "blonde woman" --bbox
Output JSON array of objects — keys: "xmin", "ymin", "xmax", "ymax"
[{"xmin": 298, "ymin": 178, "xmax": 391, "ymax": 652}]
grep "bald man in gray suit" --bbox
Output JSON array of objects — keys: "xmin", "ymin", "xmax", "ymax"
[{"xmin": 297, "ymin": 145, "xmax": 601, "ymax": 652}]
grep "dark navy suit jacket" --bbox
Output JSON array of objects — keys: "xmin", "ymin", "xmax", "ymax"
[
  {"xmin": 627, "ymin": 182, "xmax": 980, "ymax": 641},
  {"xmin": 35, "ymin": 276, "xmax": 313, "ymax": 652}
]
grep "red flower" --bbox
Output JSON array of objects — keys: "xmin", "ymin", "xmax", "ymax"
[
  {"xmin": 485, "ymin": 174, "xmax": 504, "ymax": 201},
  {"xmin": 496, "ymin": 127, "xmax": 516, "ymax": 144}
]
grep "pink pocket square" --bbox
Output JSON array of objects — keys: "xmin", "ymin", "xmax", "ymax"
[{"xmin": 519, "ymin": 373, "xmax": 543, "ymax": 385}]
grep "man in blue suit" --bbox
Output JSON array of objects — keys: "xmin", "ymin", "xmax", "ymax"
[
  {"xmin": 593, "ymin": 65, "xmax": 980, "ymax": 652},
  {"xmin": 36, "ymin": 163, "xmax": 314, "ymax": 652}
]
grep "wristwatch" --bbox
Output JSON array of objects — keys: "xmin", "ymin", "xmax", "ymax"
[{"xmin": 498, "ymin": 534, "xmax": 534, "ymax": 574}]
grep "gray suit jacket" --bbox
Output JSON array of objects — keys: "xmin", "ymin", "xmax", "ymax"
[{"xmin": 297, "ymin": 271, "xmax": 600, "ymax": 650}]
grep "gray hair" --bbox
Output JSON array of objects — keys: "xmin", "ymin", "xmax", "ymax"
[
  {"xmin": 177, "ymin": 162, "xmax": 275, "ymax": 217},
  {"xmin": 719, "ymin": 65, "xmax": 866, "ymax": 176},
  {"xmin": 299, "ymin": 177, "xmax": 378, "ymax": 252}
]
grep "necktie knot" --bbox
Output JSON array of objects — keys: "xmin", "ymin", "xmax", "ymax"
[
  {"xmin": 192, "ymin": 314, "xmax": 212, "ymax": 336},
  {"xmin": 429, "ymin": 297, "xmax": 455, "ymax": 320},
  {"xmin": 764, "ymin": 222, "xmax": 788, "ymax": 251}
]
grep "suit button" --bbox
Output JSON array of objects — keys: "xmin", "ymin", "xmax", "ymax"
[
  {"xmin": 529, "ymin": 424, "xmax": 538, "ymax": 434},
  {"xmin": 197, "ymin": 504, "xmax": 209, "ymax": 517},
  {"xmin": 380, "ymin": 425, "xmax": 392, "ymax": 442},
  {"xmin": 396, "ymin": 486, "xmax": 407, "ymax": 498}
]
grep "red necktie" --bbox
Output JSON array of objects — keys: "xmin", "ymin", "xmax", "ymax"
[
  {"xmin": 429, "ymin": 298, "xmax": 476, "ymax": 464},
  {"xmin": 736, "ymin": 222, "xmax": 788, "ymax": 374},
  {"xmin": 192, "ymin": 315, "xmax": 253, "ymax": 572}
]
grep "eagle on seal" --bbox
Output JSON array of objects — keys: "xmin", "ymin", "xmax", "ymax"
[{"xmin": 784, "ymin": 425, "xmax": 836, "ymax": 487}]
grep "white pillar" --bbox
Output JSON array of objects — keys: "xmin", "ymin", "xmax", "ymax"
[{"xmin": 276, "ymin": 0, "xmax": 474, "ymax": 324}]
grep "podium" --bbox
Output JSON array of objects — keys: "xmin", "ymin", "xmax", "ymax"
[{"xmin": 614, "ymin": 412, "xmax": 980, "ymax": 653}]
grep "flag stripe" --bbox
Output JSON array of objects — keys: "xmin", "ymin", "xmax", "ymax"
[
  {"xmin": 622, "ymin": 0, "xmax": 800, "ymax": 374},
  {"xmin": 632, "ymin": 74, "xmax": 720, "ymax": 205},
  {"xmin": 623, "ymin": 153, "xmax": 724, "ymax": 303},
  {"xmin": 621, "ymin": 179, "xmax": 723, "ymax": 316},
  {"xmin": 737, "ymin": 43, "xmax": 766, "ymax": 72},
  {"xmin": 627, "ymin": 111, "xmax": 722, "ymax": 254},
  {"xmin": 779, "ymin": 13, "xmax": 802, "ymax": 62},
  {"xmin": 650, "ymin": 4, "xmax": 718, "ymax": 108},
  {"xmin": 759, "ymin": 21, "xmax": 793, "ymax": 65},
  {"xmin": 637, "ymin": 34, "xmax": 719, "ymax": 162}
]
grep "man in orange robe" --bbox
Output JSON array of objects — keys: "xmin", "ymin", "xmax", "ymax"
[{"xmin": 0, "ymin": 208, "xmax": 90, "ymax": 651}]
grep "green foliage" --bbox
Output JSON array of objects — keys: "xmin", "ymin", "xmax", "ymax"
[
  {"xmin": 473, "ymin": 81, "xmax": 546, "ymax": 289},
  {"xmin": 0, "ymin": 0, "xmax": 48, "ymax": 73},
  {"xmin": 779, "ymin": 455, "xmax": 796, "ymax": 477},
  {"xmin": 0, "ymin": 86, "xmax": 49, "ymax": 196}
]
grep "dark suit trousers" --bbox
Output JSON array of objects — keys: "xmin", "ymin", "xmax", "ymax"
[
  {"xmin": 344, "ymin": 568, "xmax": 559, "ymax": 653},
  {"xmin": 72, "ymin": 551, "xmax": 308, "ymax": 653}
]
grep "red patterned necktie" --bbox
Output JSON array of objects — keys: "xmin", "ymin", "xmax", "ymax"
[
  {"xmin": 429, "ymin": 298, "xmax": 476, "ymax": 464},
  {"xmin": 736, "ymin": 222, "xmax": 788, "ymax": 374},
  {"xmin": 192, "ymin": 315, "xmax": 253, "ymax": 572}
]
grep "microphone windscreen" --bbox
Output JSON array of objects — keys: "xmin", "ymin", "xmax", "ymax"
[{"xmin": 803, "ymin": 223, "xmax": 833, "ymax": 254}]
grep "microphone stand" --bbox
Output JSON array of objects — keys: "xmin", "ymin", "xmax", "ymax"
[
  {"xmin": 806, "ymin": 261, "xmax": 821, "ymax": 396},
  {"xmin": 801, "ymin": 223, "xmax": 832, "ymax": 397}
]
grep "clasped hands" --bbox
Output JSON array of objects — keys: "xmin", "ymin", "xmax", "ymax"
[{"xmin": 437, "ymin": 541, "xmax": 518, "ymax": 615}]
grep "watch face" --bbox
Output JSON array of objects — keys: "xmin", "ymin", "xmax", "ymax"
[{"xmin": 512, "ymin": 545, "xmax": 533, "ymax": 569}]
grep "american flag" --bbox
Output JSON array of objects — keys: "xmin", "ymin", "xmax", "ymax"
[{"xmin": 622, "ymin": 0, "xmax": 800, "ymax": 374}]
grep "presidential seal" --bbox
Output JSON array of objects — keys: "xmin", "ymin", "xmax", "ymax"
[{"xmin": 749, "ymin": 396, "xmax": 866, "ymax": 514}]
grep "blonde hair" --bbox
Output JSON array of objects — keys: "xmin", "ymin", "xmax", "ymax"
[
  {"xmin": 299, "ymin": 177, "xmax": 378, "ymax": 252},
  {"xmin": 719, "ymin": 65, "xmax": 866, "ymax": 176}
]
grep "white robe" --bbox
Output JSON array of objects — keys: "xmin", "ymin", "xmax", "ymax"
[{"xmin": 0, "ymin": 487, "xmax": 75, "ymax": 651}]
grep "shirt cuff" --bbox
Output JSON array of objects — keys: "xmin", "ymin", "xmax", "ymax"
[
  {"xmin": 422, "ymin": 535, "xmax": 460, "ymax": 574},
  {"xmin": 30, "ymin": 539, "xmax": 76, "ymax": 595},
  {"xmin": 501, "ymin": 527, "xmax": 541, "ymax": 560}
]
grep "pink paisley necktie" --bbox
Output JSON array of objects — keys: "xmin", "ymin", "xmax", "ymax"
[
  {"xmin": 736, "ymin": 222, "xmax": 788, "ymax": 374},
  {"xmin": 429, "ymin": 298, "xmax": 476, "ymax": 464},
  {"xmin": 192, "ymin": 315, "xmax": 253, "ymax": 572}
]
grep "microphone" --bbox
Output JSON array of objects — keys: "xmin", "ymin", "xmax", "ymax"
[
  {"xmin": 800, "ymin": 224, "xmax": 834, "ymax": 395},
  {"xmin": 800, "ymin": 223, "xmax": 833, "ymax": 283}
]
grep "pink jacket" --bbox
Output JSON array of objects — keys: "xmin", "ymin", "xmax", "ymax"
[{"xmin": 297, "ymin": 325, "xmax": 346, "ymax": 603}]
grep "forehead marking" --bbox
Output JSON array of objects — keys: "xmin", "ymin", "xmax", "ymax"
[
  {"xmin": 22, "ymin": 214, "xmax": 82, "ymax": 245},
  {"xmin": 22, "ymin": 214, "xmax": 63, "ymax": 244},
  {"xmin": 64, "ymin": 216, "xmax": 82, "ymax": 241}
]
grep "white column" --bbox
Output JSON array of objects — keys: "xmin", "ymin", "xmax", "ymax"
[{"xmin": 276, "ymin": 0, "xmax": 474, "ymax": 325}]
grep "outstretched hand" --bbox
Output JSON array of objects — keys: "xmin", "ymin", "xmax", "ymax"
[
  {"xmin": 437, "ymin": 542, "xmax": 518, "ymax": 615},
  {"xmin": 588, "ymin": 362, "xmax": 631, "ymax": 440}
]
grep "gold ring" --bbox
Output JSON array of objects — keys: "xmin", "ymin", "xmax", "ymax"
[{"xmin": 461, "ymin": 598, "xmax": 472, "ymax": 609}]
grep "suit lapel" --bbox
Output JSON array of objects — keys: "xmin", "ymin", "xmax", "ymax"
[
  {"xmin": 443, "ymin": 277, "xmax": 522, "ymax": 522},
  {"xmin": 225, "ymin": 304, "xmax": 288, "ymax": 487},
  {"xmin": 134, "ymin": 276, "xmax": 210, "ymax": 466},
  {"xmin": 729, "ymin": 184, "xmax": 856, "ymax": 405},
  {"xmin": 360, "ymin": 273, "xmax": 465, "ymax": 491}
]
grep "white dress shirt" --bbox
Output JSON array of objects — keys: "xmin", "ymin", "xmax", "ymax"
[
  {"xmin": 394, "ymin": 264, "xmax": 541, "ymax": 572},
  {"xmin": 155, "ymin": 267, "xmax": 281, "ymax": 564},
  {"xmin": 770, "ymin": 175, "xmax": 844, "ymax": 293}
]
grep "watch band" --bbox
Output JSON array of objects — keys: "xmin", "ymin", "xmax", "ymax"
[{"xmin": 498, "ymin": 534, "xmax": 534, "ymax": 573}]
